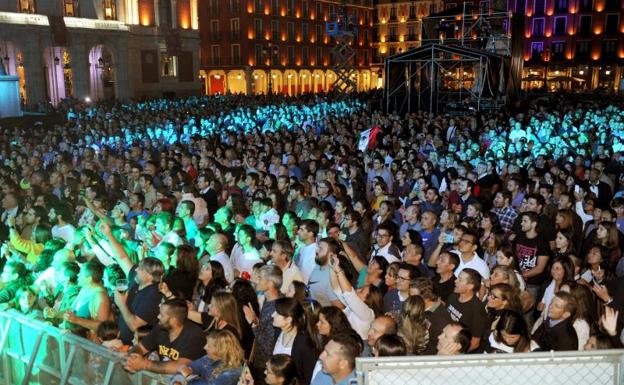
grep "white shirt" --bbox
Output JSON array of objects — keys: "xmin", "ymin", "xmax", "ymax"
[
  {"xmin": 177, "ymin": 193, "xmax": 209, "ymax": 225},
  {"xmin": 281, "ymin": 261, "xmax": 305, "ymax": 293},
  {"xmin": 52, "ymin": 223, "xmax": 76, "ymax": 245},
  {"xmin": 273, "ymin": 331, "xmax": 294, "ymax": 355},
  {"xmin": 371, "ymin": 243, "xmax": 400, "ymax": 264},
  {"xmin": 336, "ymin": 288, "xmax": 375, "ymax": 340},
  {"xmin": 211, "ymin": 251, "xmax": 234, "ymax": 283},
  {"xmin": 296, "ymin": 242, "xmax": 318, "ymax": 282},
  {"xmin": 452, "ymin": 251, "xmax": 490, "ymax": 279},
  {"xmin": 232, "ymin": 247, "xmax": 262, "ymax": 276}
]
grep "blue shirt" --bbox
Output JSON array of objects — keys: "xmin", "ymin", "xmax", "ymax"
[
  {"xmin": 335, "ymin": 370, "xmax": 357, "ymax": 385},
  {"xmin": 188, "ymin": 356, "xmax": 242, "ymax": 385},
  {"xmin": 308, "ymin": 265, "xmax": 339, "ymax": 307}
]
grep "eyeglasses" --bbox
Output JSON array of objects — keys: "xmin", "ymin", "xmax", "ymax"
[
  {"xmin": 459, "ymin": 238, "xmax": 474, "ymax": 244},
  {"xmin": 376, "ymin": 232, "xmax": 390, "ymax": 238},
  {"xmin": 396, "ymin": 276, "xmax": 411, "ymax": 282}
]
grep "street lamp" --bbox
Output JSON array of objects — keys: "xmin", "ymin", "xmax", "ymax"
[{"xmin": 263, "ymin": 42, "xmax": 279, "ymax": 95}]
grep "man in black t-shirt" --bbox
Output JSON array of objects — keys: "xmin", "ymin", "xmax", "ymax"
[
  {"xmin": 433, "ymin": 251, "xmax": 459, "ymax": 303},
  {"xmin": 115, "ymin": 257, "xmax": 165, "ymax": 345},
  {"xmin": 125, "ymin": 298, "xmax": 206, "ymax": 374},
  {"xmin": 411, "ymin": 278, "xmax": 452, "ymax": 355},
  {"xmin": 446, "ymin": 268, "xmax": 489, "ymax": 353},
  {"xmin": 513, "ymin": 211, "xmax": 551, "ymax": 300},
  {"xmin": 100, "ymin": 222, "xmax": 165, "ymax": 345}
]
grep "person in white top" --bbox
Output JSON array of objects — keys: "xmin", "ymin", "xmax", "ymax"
[
  {"xmin": 231, "ymin": 224, "xmax": 262, "ymax": 277},
  {"xmin": 452, "ymin": 231, "xmax": 490, "ymax": 280},
  {"xmin": 176, "ymin": 189, "xmax": 209, "ymax": 226},
  {"xmin": 49, "ymin": 205, "xmax": 76, "ymax": 245},
  {"xmin": 294, "ymin": 219, "xmax": 319, "ymax": 282},
  {"xmin": 205, "ymin": 233, "xmax": 234, "ymax": 283},
  {"xmin": 328, "ymin": 255, "xmax": 377, "ymax": 340},
  {"xmin": 270, "ymin": 240, "xmax": 304, "ymax": 293}
]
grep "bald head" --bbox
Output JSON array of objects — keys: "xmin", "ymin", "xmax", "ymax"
[
  {"xmin": 367, "ymin": 315, "xmax": 397, "ymax": 347},
  {"xmin": 208, "ymin": 233, "xmax": 228, "ymax": 254}
]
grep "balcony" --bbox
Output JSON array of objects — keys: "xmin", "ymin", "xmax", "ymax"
[
  {"xmin": 406, "ymin": 34, "xmax": 418, "ymax": 41},
  {"xmin": 387, "ymin": 35, "xmax": 398, "ymax": 42}
]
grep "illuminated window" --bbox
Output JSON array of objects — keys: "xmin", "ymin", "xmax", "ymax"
[
  {"xmin": 103, "ymin": 0, "xmax": 117, "ymax": 20},
  {"xmin": 409, "ymin": 5, "xmax": 416, "ymax": 18},
  {"xmin": 19, "ymin": 0, "xmax": 36, "ymax": 13},
  {"xmin": 64, "ymin": 0, "xmax": 77, "ymax": 16},
  {"xmin": 389, "ymin": 6, "xmax": 396, "ymax": 20},
  {"xmin": 160, "ymin": 50, "xmax": 178, "ymax": 77},
  {"xmin": 271, "ymin": 0, "xmax": 278, "ymax": 15},
  {"xmin": 254, "ymin": 0, "xmax": 263, "ymax": 14}
]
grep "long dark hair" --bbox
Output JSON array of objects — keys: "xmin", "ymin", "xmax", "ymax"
[
  {"xmin": 319, "ymin": 306, "xmax": 353, "ymax": 346},
  {"xmin": 199, "ymin": 261, "xmax": 228, "ymax": 304},
  {"xmin": 493, "ymin": 310, "xmax": 531, "ymax": 353},
  {"xmin": 275, "ymin": 297, "xmax": 321, "ymax": 352}
]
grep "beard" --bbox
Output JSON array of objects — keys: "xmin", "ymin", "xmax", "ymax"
[{"xmin": 315, "ymin": 254, "xmax": 328, "ymax": 266}]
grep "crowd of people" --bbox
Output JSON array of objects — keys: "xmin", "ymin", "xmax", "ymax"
[{"xmin": 0, "ymin": 91, "xmax": 623, "ymax": 385}]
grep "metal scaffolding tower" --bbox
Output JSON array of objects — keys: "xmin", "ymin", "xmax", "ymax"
[{"xmin": 326, "ymin": 3, "xmax": 358, "ymax": 94}]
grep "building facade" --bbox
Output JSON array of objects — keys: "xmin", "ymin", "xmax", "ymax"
[
  {"xmin": 372, "ymin": 0, "xmax": 443, "ymax": 65},
  {"xmin": 0, "ymin": 0, "xmax": 200, "ymax": 108},
  {"xmin": 199, "ymin": 0, "xmax": 377, "ymax": 95},
  {"xmin": 521, "ymin": 0, "xmax": 624, "ymax": 92}
]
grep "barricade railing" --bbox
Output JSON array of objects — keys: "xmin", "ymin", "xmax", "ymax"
[
  {"xmin": 0, "ymin": 310, "xmax": 168, "ymax": 385},
  {"xmin": 356, "ymin": 349, "xmax": 624, "ymax": 385}
]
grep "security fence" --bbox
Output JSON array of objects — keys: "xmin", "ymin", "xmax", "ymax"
[
  {"xmin": 356, "ymin": 349, "xmax": 624, "ymax": 385},
  {"xmin": 0, "ymin": 310, "xmax": 168, "ymax": 385}
]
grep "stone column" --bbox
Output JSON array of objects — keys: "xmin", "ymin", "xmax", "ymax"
[
  {"xmin": 21, "ymin": 36, "xmax": 46, "ymax": 108},
  {"xmin": 113, "ymin": 39, "xmax": 131, "ymax": 101},
  {"xmin": 68, "ymin": 37, "xmax": 90, "ymax": 101}
]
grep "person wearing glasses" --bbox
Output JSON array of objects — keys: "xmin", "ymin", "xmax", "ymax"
[
  {"xmin": 382, "ymin": 263, "xmax": 420, "ymax": 321},
  {"xmin": 369, "ymin": 222, "xmax": 401, "ymax": 264},
  {"xmin": 453, "ymin": 230, "xmax": 490, "ymax": 281}
]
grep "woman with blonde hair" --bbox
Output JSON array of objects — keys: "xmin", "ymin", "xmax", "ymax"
[
  {"xmin": 206, "ymin": 291, "xmax": 242, "ymax": 340},
  {"xmin": 172, "ymin": 329, "xmax": 244, "ymax": 385},
  {"xmin": 398, "ymin": 295, "xmax": 429, "ymax": 355}
]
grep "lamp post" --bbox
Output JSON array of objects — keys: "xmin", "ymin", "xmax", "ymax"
[{"xmin": 263, "ymin": 42, "xmax": 280, "ymax": 95}]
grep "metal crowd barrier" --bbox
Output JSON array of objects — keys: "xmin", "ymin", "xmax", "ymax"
[
  {"xmin": 356, "ymin": 349, "xmax": 624, "ymax": 385},
  {"xmin": 0, "ymin": 310, "xmax": 168, "ymax": 385}
]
